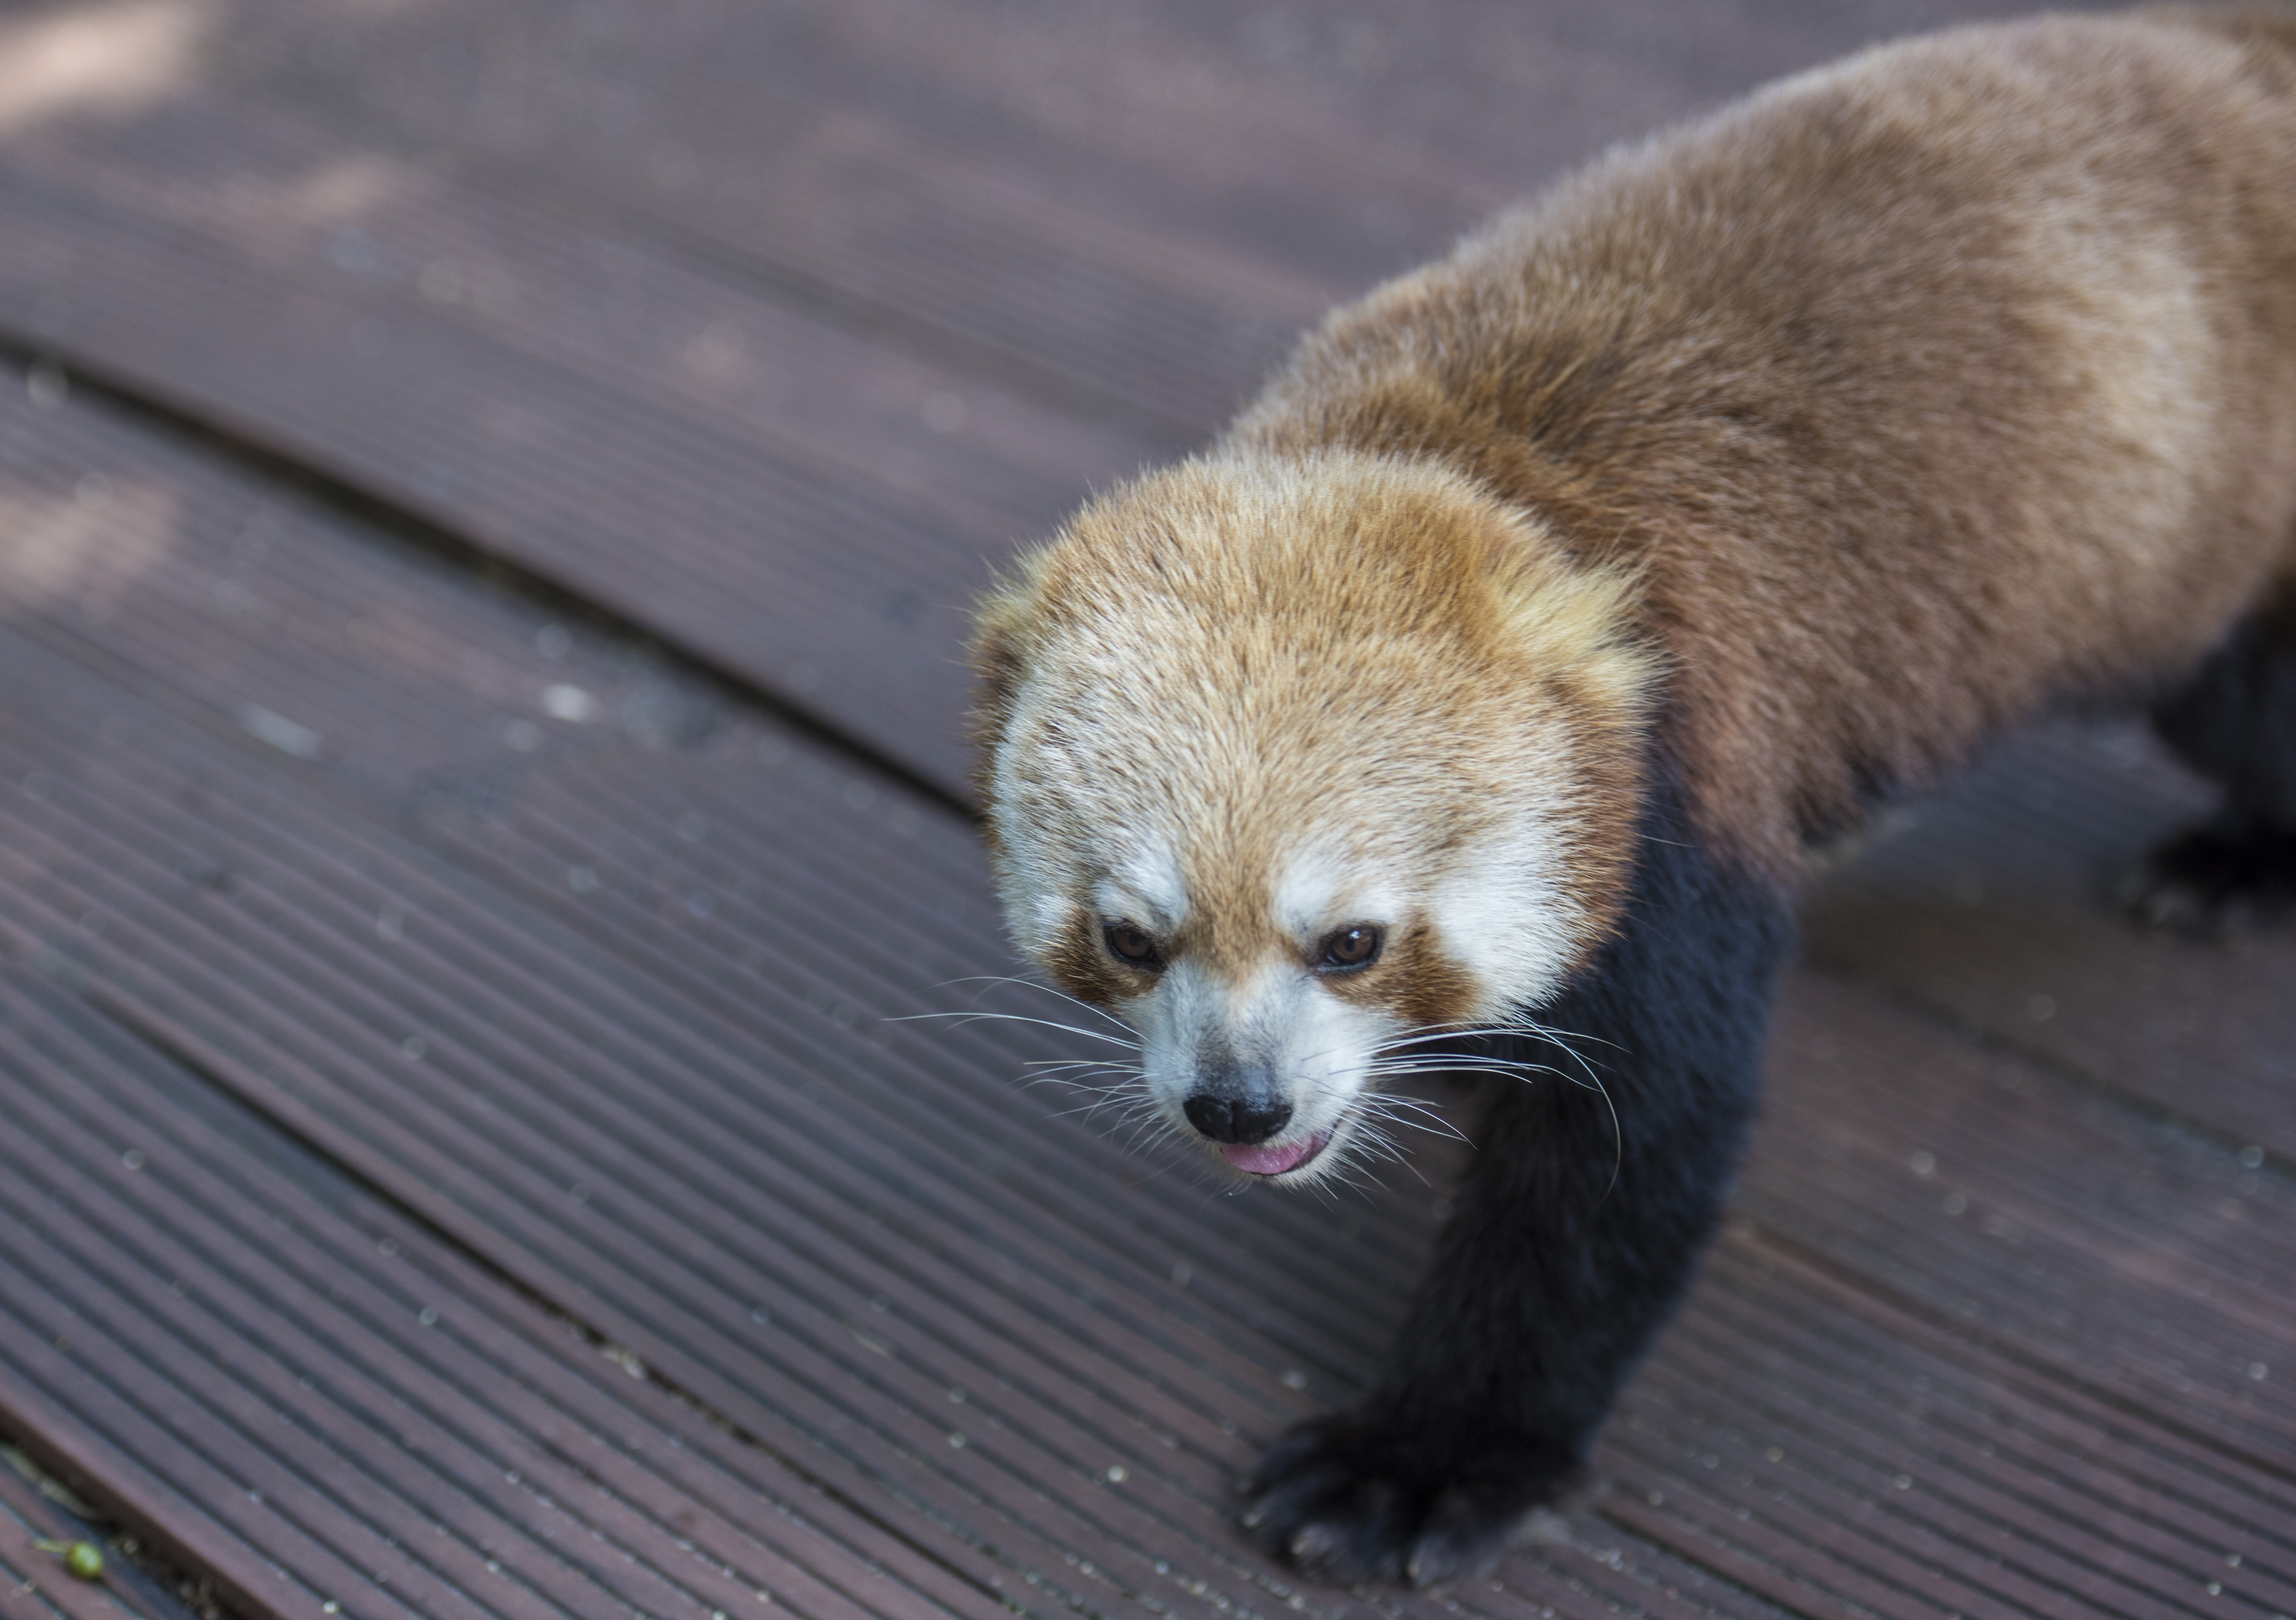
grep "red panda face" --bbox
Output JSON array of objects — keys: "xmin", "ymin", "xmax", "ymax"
[{"xmin": 972, "ymin": 452, "xmax": 1655, "ymax": 1182}]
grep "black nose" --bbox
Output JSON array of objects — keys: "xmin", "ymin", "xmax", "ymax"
[{"xmin": 1183, "ymin": 1089, "xmax": 1293, "ymax": 1145}]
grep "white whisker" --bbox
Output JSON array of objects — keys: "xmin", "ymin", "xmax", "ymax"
[
  {"xmin": 1354, "ymin": 1099, "xmax": 1472, "ymax": 1146},
  {"xmin": 930, "ymin": 974, "xmax": 1139, "ymax": 1033},
  {"xmin": 1356, "ymin": 1015, "xmax": 1622, "ymax": 1197},
  {"xmin": 888, "ymin": 1009, "xmax": 1142, "ymax": 1049}
]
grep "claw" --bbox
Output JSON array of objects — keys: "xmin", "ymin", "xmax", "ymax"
[
  {"xmin": 1287, "ymin": 1522, "xmax": 1376, "ymax": 1586},
  {"xmin": 1288, "ymin": 1525, "xmax": 1342, "ymax": 1565},
  {"xmin": 1405, "ymin": 1533, "xmax": 1487, "ymax": 1590}
]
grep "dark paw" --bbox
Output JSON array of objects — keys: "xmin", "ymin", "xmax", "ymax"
[
  {"xmin": 2118, "ymin": 821, "xmax": 2296, "ymax": 938},
  {"xmin": 1239, "ymin": 1410, "xmax": 1583, "ymax": 1587}
]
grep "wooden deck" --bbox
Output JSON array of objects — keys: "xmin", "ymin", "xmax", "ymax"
[{"xmin": 0, "ymin": 2, "xmax": 2288, "ymax": 1617}]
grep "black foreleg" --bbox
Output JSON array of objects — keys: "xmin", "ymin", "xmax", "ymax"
[
  {"xmin": 1242, "ymin": 788, "xmax": 1793, "ymax": 1586},
  {"xmin": 2129, "ymin": 582, "xmax": 2296, "ymax": 934}
]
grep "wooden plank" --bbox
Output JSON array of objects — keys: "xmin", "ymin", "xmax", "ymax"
[
  {"xmin": 0, "ymin": 965, "xmax": 1007, "ymax": 1620},
  {"xmin": 223, "ymin": 0, "xmax": 2071, "ymax": 420},
  {"xmin": 228, "ymin": 0, "xmax": 1415, "ymax": 434},
  {"xmin": 0, "ymin": 95, "xmax": 1152, "ymax": 794},
  {"xmin": 1804, "ymin": 724, "xmax": 2296, "ymax": 1160},
  {"xmin": 1606, "ymin": 1235, "xmax": 2296, "ymax": 1620},
  {"xmin": 1742, "ymin": 973, "xmax": 2296, "ymax": 1466}
]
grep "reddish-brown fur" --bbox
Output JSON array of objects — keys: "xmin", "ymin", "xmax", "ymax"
[{"xmin": 1227, "ymin": 8, "xmax": 2296, "ymax": 884}]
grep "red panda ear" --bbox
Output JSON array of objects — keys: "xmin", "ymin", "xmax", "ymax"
[
  {"xmin": 967, "ymin": 603, "xmax": 1024, "ymax": 738},
  {"xmin": 966, "ymin": 567, "xmax": 1044, "ymax": 826}
]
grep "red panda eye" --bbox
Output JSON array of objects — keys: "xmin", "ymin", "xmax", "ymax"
[
  {"xmin": 1103, "ymin": 921, "xmax": 1165, "ymax": 970},
  {"xmin": 1319, "ymin": 924, "xmax": 1384, "ymax": 971}
]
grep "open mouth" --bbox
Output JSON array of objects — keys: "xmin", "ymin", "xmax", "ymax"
[{"xmin": 1219, "ymin": 1130, "xmax": 1333, "ymax": 1177}]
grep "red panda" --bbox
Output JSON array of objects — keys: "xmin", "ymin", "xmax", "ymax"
[{"xmin": 970, "ymin": 9, "xmax": 2296, "ymax": 1586}]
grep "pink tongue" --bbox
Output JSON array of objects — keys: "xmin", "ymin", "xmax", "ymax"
[{"xmin": 1221, "ymin": 1133, "xmax": 1327, "ymax": 1176}]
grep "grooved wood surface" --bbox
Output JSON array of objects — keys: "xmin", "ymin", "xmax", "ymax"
[
  {"xmin": 1802, "ymin": 727, "xmax": 2296, "ymax": 1161},
  {"xmin": 0, "ymin": 3, "xmax": 2287, "ymax": 1619}
]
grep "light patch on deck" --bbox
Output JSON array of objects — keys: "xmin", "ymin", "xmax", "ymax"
[
  {"xmin": 0, "ymin": 0, "xmax": 210, "ymax": 135},
  {"xmin": 235, "ymin": 703, "xmax": 325, "ymax": 760},
  {"xmin": 0, "ymin": 481, "xmax": 179, "ymax": 613}
]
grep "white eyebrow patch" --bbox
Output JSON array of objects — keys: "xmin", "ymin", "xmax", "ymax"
[
  {"xmin": 1097, "ymin": 838, "xmax": 1188, "ymax": 932},
  {"xmin": 1273, "ymin": 844, "xmax": 1397, "ymax": 941}
]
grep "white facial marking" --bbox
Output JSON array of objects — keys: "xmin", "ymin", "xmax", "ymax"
[
  {"xmin": 1271, "ymin": 844, "xmax": 1404, "ymax": 948},
  {"xmin": 1272, "ymin": 845, "xmax": 1349, "ymax": 942},
  {"xmin": 1135, "ymin": 955, "xmax": 1225, "ymax": 1099},
  {"xmin": 1026, "ymin": 891, "xmax": 1070, "ymax": 954},
  {"xmin": 1095, "ymin": 838, "xmax": 1188, "ymax": 935},
  {"xmin": 1428, "ymin": 806, "xmax": 1579, "ymax": 1012}
]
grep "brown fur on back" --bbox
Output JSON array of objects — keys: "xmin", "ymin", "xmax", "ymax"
[{"xmin": 1230, "ymin": 9, "xmax": 2296, "ymax": 879}]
